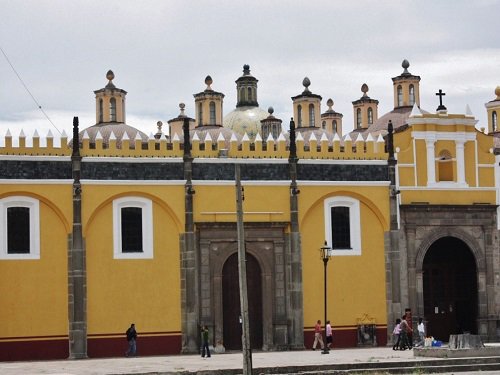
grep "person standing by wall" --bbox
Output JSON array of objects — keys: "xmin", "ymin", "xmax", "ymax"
[
  {"xmin": 392, "ymin": 318, "xmax": 401, "ymax": 350},
  {"xmin": 125, "ymin": 323, "xmax": 137, "ymax": 357},
  {"xmin": 201, "ymin": 325, "xmax": 211, "ymax": 358},
  {"xmin": 325, "ymin": 320, "xmax": 333, "ymax": 349},
  {"xmin": 312, "ymin": 320, "xmax": 324, "ymax": 350},
  {"xmin": 417, "ymin": 317, "xmax": 426, "ymax": 347},
  {"xmin": 399, "ymin": 316, "xmax": 412, "ymax": 350}
]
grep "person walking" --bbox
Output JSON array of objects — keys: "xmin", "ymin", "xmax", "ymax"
[
  {"xmin": 125, "ymin": 323, "xmax": 137, "ymax": 357},
  {"xmin": 201, "ymin": 325, "xmax": 211, "ymax": 358},
  {"xmin": 392, "ymin": 318, "xmax": 401, "ymax": 350},
  {"xmin": 325, "ymin": 320, "xmax": 333, "ymax": 350},
  {"xmin": 312, "ymin": 320, "xmax": 324, "ymax": 350}
]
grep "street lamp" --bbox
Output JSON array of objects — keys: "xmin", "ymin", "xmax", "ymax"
[{"xmin": 320, "ymin": 241, "xmax": 332, "ymax": 354}]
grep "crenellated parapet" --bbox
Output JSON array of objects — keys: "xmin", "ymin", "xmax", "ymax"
[
  {"xmin": 0, "ymin": 129, "xmax": 71, "ymax": 156},
  {"xmin": 1, "ymin": 129, "xmax": 388, "ymax": 160}
]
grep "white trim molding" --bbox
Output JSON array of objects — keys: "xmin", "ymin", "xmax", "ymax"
[
  {"xmin": 113, "ymin": 197, "xmax": 153, "ymax": 259},
  {"xmin": 324, "ymin": 196, "xmax": 362, "ymax": 256}
]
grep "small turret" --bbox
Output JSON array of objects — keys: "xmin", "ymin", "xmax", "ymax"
[
  {"xmin": 193, "ymin": 76, "xmax": 225, "ymax": 127},
  {"xmin": 351, "ymin": 84, "xmax": 378, "ymax": 130},
  {"xmin": 321, "ymin": 98, "xmax": 343, "ymax": 136},
  {"xmin": 391, "ymin": 59, "xmax": 421, "ymax": 109},
  {"xmin": 485, "ymin": 85, "xmax": 500, "ymax": 133},
  {"xmin": 94, "ymin": 70, "xmax": 127, "ymax": 124},
  {"xmin": 167, "ymin": 103, "xmax": 196, "ymax": 138},
  {"xmin": 260, "ymin": 106, "xmax": 283, "ymax": 140},
  {"xmin": 291, "ymin": 77, "xmax": 322, "ymax": 128}
]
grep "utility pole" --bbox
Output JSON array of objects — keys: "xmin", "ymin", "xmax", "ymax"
[{"xmin": 235, "ymin": 164, "xmax": 252, "ymax": 375}]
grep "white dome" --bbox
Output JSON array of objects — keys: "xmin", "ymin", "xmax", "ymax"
[{"xmin": 223, "ymin": 106, "xmax": 269, "ymax": 138}]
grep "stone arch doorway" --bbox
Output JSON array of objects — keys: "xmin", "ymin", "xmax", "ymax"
[
  {"xmin": 422, "ymin": 236, "xmax": 478, "ymax": 341},
  {"xmin": 222, "ymin": 252, "xmax": 263, "ymax": 350}
]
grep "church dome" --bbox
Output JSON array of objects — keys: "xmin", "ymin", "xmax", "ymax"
[
  {"xmin": 72, "ymin": 70, "xmax": 149, "ymax": 148},
  {"xmin": 367, "ymin": 106, "xmax": 429, "ymax": 135},
  {"xmin": 191, "ymin": 125, "xmax": 240, "ymax": 149},
  {"xmin": 78, "ymin": 122, "xmax": 148, "ymax": 148},
  {"xmin": 223, "ymin": 65, "xmax": 268, "ymax": 138},
  {"xmin": 223, "ymin": 106, "xmax": 269, "ymax": 138}
]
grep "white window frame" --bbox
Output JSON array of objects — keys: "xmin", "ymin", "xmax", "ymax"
[
  {"xmin": 113, "ymin": 197, "xmax": 153, "ymax": 259},
  {"xmin": 324, "ymin": 196, "xmax": 361, "ymax": 256},
  {"xmin": 0, "ymin": 196, "xmax": 40, "ymax": 260}
]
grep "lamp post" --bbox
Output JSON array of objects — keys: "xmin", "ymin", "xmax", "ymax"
[{"xmin": 320, "ymin": 241, "xmax": 332, "ymax": 354}]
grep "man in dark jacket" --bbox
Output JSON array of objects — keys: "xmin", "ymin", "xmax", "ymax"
[{"xmin": 125, "ymin": 323, "xmax": 137, "ymax": 357}]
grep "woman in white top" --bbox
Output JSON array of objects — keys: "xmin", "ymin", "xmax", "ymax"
[{"xmin": 417, "ymin": 317, "xmax": 425, "ymax": 347}]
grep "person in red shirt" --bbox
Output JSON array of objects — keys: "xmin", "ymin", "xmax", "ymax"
[{"xmin": 312, "ymin": 320, "xmax": 324, "ymax": 350}]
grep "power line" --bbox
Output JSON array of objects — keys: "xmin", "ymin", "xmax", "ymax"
[{"xmin": 0, "ymin": 45, "xmax": 62, "ymax": 135}]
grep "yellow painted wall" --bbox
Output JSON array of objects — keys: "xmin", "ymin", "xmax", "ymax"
[
  {"xmin": 84, "ymin": 186, "xmax": 184, "ymax": 335},
  {"xmin": 300, "ymin": 187, "xmax": 389, "ymax": 328},
  {"xmin": 0, "ymin": 186, "xmax": 71, "ymax": 338},
  {"xmin": 401, "ymin": 190, "xmax": 496, "ymax": 205},
  {"xmin": 193, "ymin": 184, "xmax": 290, "ymax": 223}
]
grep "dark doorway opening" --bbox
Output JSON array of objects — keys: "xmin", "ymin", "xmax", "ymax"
[
  {"xmin": 423, "ymin": 236, "xmax": 478, "ymax": 341},
  {"xmin": 222, "ymin": 252, "xmax": 263, "ymax": 350}
]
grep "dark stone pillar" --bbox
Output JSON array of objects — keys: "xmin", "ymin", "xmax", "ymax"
[
  {"xmin": 288, "ymin": 119, "xmax": 304, "ymax": 349},
  {"xmin": 181, "ymin": 119, "xmax": 199, "ymax": 353},
  {"xmin": 385, "ymin": 120, "xmax": 401, "ymax": 343},
  {"xmin": 68, "ymin": 117, "xmax": 87, "ymax": 359}
]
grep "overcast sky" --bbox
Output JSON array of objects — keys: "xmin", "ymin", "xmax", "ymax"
[{"xmin": 1, "ymin": 0, "xmax": 499, "ymax": 140}]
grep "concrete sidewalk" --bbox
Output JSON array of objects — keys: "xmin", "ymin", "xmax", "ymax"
[{"xmin": 0, "ymin": 347, "xmax": 443, "ymax": 375}]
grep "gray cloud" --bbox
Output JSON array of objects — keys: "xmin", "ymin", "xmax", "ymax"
[{"xmin": 1, "ymin": 0, "xmax": 499, "ymax": 138}]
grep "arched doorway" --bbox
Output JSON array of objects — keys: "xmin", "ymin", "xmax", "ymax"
[
  {"xmin": 222, "ymin": 252, "xmax": 263, "ymax": 350},
  {"xmin": 423, "ymin": 236, "xmax": 478, "ymax": 341}
]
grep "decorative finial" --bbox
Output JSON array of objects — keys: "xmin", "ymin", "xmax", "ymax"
[
  {"xmin": 495, "ymin": 86, "xmax": 500, "ymax": 100},
  {"xmin": 243, "ymin": 64, "xmax": 250, "ymax": 75},
  {"xmin": 327, "ymin": 98, "xmax": 333, "ymax": 111},
  {"xmin": 302, "ymin": 77, "xmax": 311, "ymax": 93},
  {"xmin": 179, "ymin": 103, "xmax": 186, "ymax": 116},
  {"xmin": 361, "ymin": 83, "xmax": 369, "ymax": 97},
  {"xmin": 402, "ymin": 59, "xmax": 410, "ymax": 74},
  {"xmin": 157, "ymin": 121, "xmax": 163, "ymax": 133},
  {"xmin": 436, "ymin": 89, "xmax": 447, "ymax": 111},
  {"xmin": 268, "ymin": 106, "xmax": 274, "ymax": 115},
  {"xmin": 105, "ymin": 70, "xmax": 116, "ymax": 88},
  {"xmin": 106, "ymin": 70, "xmax": 115, "ymax": 81},
  {"xmin": 205, "ymin": 75, "xmax": 213, "ymax": 90}
]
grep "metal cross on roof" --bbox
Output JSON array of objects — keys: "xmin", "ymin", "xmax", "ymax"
[{"xmin": 436, "ymin": 89, "xmax": 447, "ymax": 111}]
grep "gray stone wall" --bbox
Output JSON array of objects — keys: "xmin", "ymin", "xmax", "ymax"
[{"xmin": 386, "ymin": 204, "xmax": 500, "ymax": 342}]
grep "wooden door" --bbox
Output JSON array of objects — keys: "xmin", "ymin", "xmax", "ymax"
[
  {"xmin": 222, "ymin": 253, "xmax": 263, "ymax": 350},
  {"xmin": 423, "ymin": 237, "xmax": 477, "ymax": 341}
]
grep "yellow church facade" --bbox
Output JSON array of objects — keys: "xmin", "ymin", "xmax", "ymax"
[{"xmin": 0, "ymin": 62, "xmax": 499, "ymax": 360}]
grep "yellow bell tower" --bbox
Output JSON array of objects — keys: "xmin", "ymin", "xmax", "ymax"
[
  {"xmin": 291, "ymin": 77, "xmax": 322, "ymax": 128},
  {"xmin": 193, "ymin": 76, "xmax": 225, "ymax": 127},
  {"xmin": 351, "ymin": 84, "xmax": 378, "ymax": 130},
  {"xmin": 94, "ymin": 70, "xmax": 127, "ymax": 124},
  {"xmin": 485, "ymin": 86, "xmax": 500, "ymax": 133},
  {"xmin": 321, "ymin": 98, "xmax": 343, "ymax": 135},
  {"xmin": 392, "ymin": 59, "xmax": 421, "ymax": 109},
  {"xmin": 167, "ymin": 103, "xmax": 196, "ymax": 138}
]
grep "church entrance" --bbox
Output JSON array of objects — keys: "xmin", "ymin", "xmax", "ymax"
[
  {"xmin": 222, "ymin": 252, "xmax": 263, "ymax": 350},
  {"xmin": 422, "ymin": 236, "xmax": 478, "ymax": 341}
]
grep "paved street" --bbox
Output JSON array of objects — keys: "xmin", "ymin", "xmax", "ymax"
[
  {"xmin": 0, "ymin": 345, "xmax": 488, "ymax": 375},
  {"xmin": 0, "ymin": 347, "xmax": 420, "ymax": 374}
]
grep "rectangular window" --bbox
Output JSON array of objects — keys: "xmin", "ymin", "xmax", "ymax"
[
  {"xmin": 113, "ymin": 197, "xmax": 153, "ymax": 259},
  {"xmin": 7, "ymin": 207, "xmax": 30, "ymax": 254},
  {"xmin": 1, "ymin": 197, "xmax": 40, "ymax": 260},
  {"xmin": 121, "ymin": 207, "xmax": 143, "ymax": 252},
  {"xmin": 331, "ymin": 206, "xmax": 351, "ymax": 249},
  {"xmin": 324, "ymin": 196, "xmax": 361, "ymax": 256}
]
